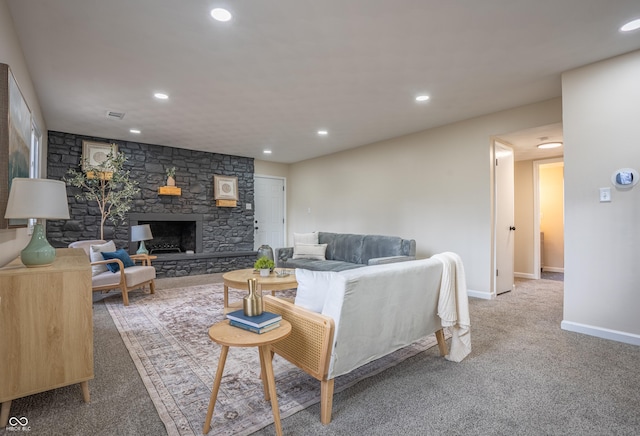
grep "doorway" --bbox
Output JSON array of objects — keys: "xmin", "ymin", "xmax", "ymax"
[
  {"xmin": 534, "ymin": 158, "xmax": 564, "ymax": 279},
  {"xmin": 254, "ymin": 175, "xmax": 286, "ymax": 250}
]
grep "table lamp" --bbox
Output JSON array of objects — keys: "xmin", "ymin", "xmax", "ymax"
[
  {"xmin": 131, "ymin": 224, "xmax": 153, "ymax": 254},
  {"xmin": 4, "ymin": 178, "xmax": 70, "ymax": 267}
]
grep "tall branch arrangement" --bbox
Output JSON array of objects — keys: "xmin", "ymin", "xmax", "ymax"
[{"xmin": 65, "ymin": 149, "xmax": 140, "ymax": 240}]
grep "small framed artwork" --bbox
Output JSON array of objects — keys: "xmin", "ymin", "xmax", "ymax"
[
  {"xmin": 213, "ymin": 175, "xmax": 238, "ymax": 200},
  {"xmin": 82, "ymin": 140, "xmax": 117, "ymax": 171}
]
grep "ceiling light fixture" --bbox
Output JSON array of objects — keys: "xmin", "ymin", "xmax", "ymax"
[
  {"xmin": 317, "ymin": 130, "xmax": 328, "ymax": 136},
  {"xmin": 620, "ymin": 18, "xmax": 640, "ymax": 32},
  {"xmin": 211, "ymin": 8, "xmax": 232, "ymax": 22},
  {"xmin": 415, "ymin": 95, "xmax": 430, "ymax": 102},
  {"xmin": 536, "ymin": 137, "xmax": 563, "ymax": 149},
  {"xmin": 154, "ymin": 92, "xmax": 169, "ymax": 100},
  {"xmin": 130, "ymin": 129, "xmax": 141, "ymax": 134},
  {"xmin": 263, "ymin": 150, "xmax": 272, "ymax": 154}
]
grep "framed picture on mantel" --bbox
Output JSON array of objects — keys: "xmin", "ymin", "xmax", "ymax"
[{"xmin": 213, "ymin": 175, "xmax": 238, "ymax": 201}]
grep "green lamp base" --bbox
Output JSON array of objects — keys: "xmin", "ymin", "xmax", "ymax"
[
  {"xmin": 21, "ymin": 222, "xmax": 56, "ymax": 267},
  {"xmin": 136, "ymin": 240, "xmax": 149, "ymax": 255}
]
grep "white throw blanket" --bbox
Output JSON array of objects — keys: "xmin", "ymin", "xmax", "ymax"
[{"xmin": 433, "ymin": 252, "xmax": 471, "ymax": 362}]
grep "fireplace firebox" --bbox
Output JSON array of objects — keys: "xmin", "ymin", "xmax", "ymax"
[{"xmin": 128, "ymin": 213, "xmax": 203, "ymax": 255}]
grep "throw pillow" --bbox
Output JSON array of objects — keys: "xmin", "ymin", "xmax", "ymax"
[
  {"xmin": 294, "ymin": 231, "xmax": 318, "ymax": 245},
  {"xmin": 292, "ymin": 243, "xmax": 328, "ymax": 260},
  {"xmin": 101, "ymin": 249, "xmax": 135, "ymax": 273},
  {"xmin": 294, "ymin": 268, "xmax": 338, "ymax": 313},
  {"xmin": 90, "ymin": 240, "xmax": 116, "ymax": 276}
]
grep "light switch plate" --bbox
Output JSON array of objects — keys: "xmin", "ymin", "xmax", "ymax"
[{"xmin": 600, "ymin": 187, "xmax": 611, "ymax": 202}]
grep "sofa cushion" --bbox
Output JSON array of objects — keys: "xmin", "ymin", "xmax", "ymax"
[
  {"xmin": 294, "ymin": 268, "xmax": 338, "ymax": 312},
  {"xmin": 320, "ymin": 232, "xmax": 364, "ymax": 263},
  {"xmin": 90, "ymin": 240, "xmax": 116, "ymax": 276},
  {"xmin": 361, "ymin": 235, "xmax": 404, "ymax": 264},
  {"xmin": 293, "ymin": 243, "xmax": 328, "ymax": 260},
  {"xmin": 294, "ymin": 232, "xmax": 318, "ymax": 245},
  {"xmin": 101, "ymin": 249, "xmax": 135, "ymax": 273},
  {"xmin": 280, "ymin": 258, "xmax": 364, "ymax": 272}
]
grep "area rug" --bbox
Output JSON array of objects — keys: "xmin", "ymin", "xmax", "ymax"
[{"xmin": 105, "ymin": 283, "xmax": 445, "ymax": 436}]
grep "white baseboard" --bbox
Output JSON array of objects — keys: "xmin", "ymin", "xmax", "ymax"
[
  {"xmin": 514, "ymin": 272, "xmax": 536, "ymax": 279},
  {"xmin": 561, "ymin": 321, "xmax": 640, "ymax": 346},
  {"xmin": 542, "ymin": 266, "xmax": 564, "ymax": 273},
  {"xmin": 467, "ymin": 288, "xmax": 494, "ymax": 300}
]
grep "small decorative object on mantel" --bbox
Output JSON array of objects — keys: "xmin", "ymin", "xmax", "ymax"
[
  {"xmin": 213, "ymin": 174, "xmax": 238, "ymax": 207},
  {"xmin": 243, "ymin": 278, "xmax": 263, "ymax": 316},
  {"xmin": 165, "ymin": 166, "xmax": 176, "ymax": 186},
  {"xmin": 158, "ymin": 166, "xmax": 181, "ymax": 196},
  {"xmin": 254, "ymin": 256, "xmax": 275, "ymax": 277}
]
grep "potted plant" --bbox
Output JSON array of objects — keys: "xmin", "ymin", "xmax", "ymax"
[
  {"xmin": 166, "ymin": 167, "xmax": 176, "ymax": 186},
  {"xmin": 65, "ymin": 149, "xmax": 140, "ymax": 240},
  {"xmin": 254, "ymin": 256, "xmax": 275, "ymax": 277}
]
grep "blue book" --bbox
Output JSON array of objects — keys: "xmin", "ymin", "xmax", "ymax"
[
  {"xmin": 229, "ymin": 320, "xmax": 281, "ymax": 334},
  {"xmin": 226, "ymin": 310, "xmax": 282, "ymax": 328}
]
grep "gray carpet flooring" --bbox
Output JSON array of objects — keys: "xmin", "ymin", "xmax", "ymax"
[{"xmin": 3, "ymin": 276, "xmax": 639, "ymax": 436}]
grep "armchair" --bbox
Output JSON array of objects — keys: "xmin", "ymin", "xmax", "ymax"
[{"xmin": 68, "ymin": 240, "xmax": 156, "ymax": 306}]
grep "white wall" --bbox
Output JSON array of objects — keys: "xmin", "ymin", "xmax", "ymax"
[
  {"xmin": 0, "ymin": 0, "xmax": 47, "ymax": 267},
  {"xmin": 562, "ymin": 50, "xmax": 640, "ymax": 344},
  {"xmin": 284, "ymin": 98, "xmax": 562, "ymax": 296}
]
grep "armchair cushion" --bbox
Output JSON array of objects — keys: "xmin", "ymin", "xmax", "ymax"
[
  {"xmin": 101, "ymin": 249, "xmax": 135, "ymax": 273},
  {"xmin": 90, "ymin": 241, "xmax": 116, "ymax": 276}
]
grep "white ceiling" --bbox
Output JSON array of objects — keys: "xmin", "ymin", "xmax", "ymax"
[{"xmin": 6, "ymin": 1, "xmax": 640, "ymax": 163}]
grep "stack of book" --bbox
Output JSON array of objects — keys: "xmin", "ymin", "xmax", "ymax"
[{"xmin": 226, "ymin": 310, "xmax": 282, "ymax": 334}]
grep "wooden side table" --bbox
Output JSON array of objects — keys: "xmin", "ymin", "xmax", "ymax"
[{"xmin": 203, "ymin": 319, "xmax": 292, "ymax": 436}]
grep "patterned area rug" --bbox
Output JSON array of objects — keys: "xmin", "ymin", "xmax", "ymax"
[{"xmin": 105, "ymin": 283, "xmax": 443, "ymax": 436}]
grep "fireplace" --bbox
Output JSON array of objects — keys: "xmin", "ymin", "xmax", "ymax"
[{"xmin": 129, "ymin": 213, "xmax": 203, "ymax": 255}]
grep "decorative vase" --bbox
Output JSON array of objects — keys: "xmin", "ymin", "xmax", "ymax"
[
  {"xmin": 243, "ymin": 278, "xmax": 263, "ymax": 316},
  {"xmin": 257, "ymin": 244, "xmax": 274, "ymax": 262},
  {"xmin": 167, "ymin": 176, "xmax": 175, "ymax": 186},
  {"xmin": 260, "ymin": 268, "xmax": 270, "ymax": 277}
]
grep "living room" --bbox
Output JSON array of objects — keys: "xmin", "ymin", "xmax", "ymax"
[{"xmin": 1, "ymin": 1, "xmax": 640, "ymax": 434}]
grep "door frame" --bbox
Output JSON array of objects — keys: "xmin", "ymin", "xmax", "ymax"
[{"xmin": 253, "ymin": 174, "xmax": 287, "ymax": 250}]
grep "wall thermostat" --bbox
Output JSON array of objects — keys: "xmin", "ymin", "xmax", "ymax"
[{"xmin": 611, "ymin": 168, "xmax": 639, "ymax": 189}]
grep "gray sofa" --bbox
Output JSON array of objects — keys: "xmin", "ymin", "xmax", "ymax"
[{"xmin": 275, "ymin": 231, "xmax": 416, "ymax": 272}]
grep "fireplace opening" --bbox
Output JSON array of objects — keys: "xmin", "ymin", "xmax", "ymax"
[
  {"xmin": 141, "ymin": 220, "xmax": 195, "ymax": 254},
  {"xmin": 128, "ymin": 213, "xmax": 204, "ymax": 255}
]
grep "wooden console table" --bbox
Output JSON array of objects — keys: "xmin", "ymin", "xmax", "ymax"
[{"xmin": 0, "ymin": 248, "xmax": 94, "ymax": 427}]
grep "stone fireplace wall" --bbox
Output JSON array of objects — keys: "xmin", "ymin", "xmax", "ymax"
[{"xmin": 46, "ymin": 131, "xmax": 256, "ymax": 277}]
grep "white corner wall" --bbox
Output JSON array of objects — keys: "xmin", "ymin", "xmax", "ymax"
[
  {"xmin": 286, "ymin": 98, "xmax": 562, "ymax": 296},
  {"xmin": 0, "ymin": 0, "xmax": 47, "ymax": 267},
  {"xmin": 562, "ymin": 49, "xmax": 640, "ymax": 345}
]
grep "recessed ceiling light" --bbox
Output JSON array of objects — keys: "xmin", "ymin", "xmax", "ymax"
[
  {"xmin": 317, "ymin": 130, "xmax": 328, "ymax": 136},
  {"xmin": 537, "ymin": 142, "xmax": 563, "ymax": 149},
  {"xmin": 620, "ymin": 18, "xmax": 640, "ymax": 32},
  {"xmin": 211, "ymin": 8, "xmax": 232, "ymax": 22},
  {"xmin": 415, "ymin": 95, "xmax": 430, "ymax": 102},
  {"xmin": 263, "ymin": 150, "xmax": 272, "ymax": 154},
  {"xmin": 154, "ymin": 92, "xmax": 169, "ymax": 100},
  {"xmin": 130, "ymin": 129, "xmax": 141, "ymax": 134}
]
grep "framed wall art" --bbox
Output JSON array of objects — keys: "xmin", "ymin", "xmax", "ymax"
[
  {"xmin": 82, "ymin": 140, "xmax": 118, "ymax": 171},
  {"xmin": 0, "ymin": 63, "xmax": 32, "ymax": 229},
  {"xmin": 213, "ymin": 175, "xmax": 238, "ymax": 200}
]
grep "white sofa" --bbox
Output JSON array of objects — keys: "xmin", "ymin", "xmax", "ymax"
[{"xmin": 264, "ymin": 254, "xmax": 471, "ymax": 424}]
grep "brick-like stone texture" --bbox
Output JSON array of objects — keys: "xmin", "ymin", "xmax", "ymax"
[{"xmin": 47, "ymin": 131, "xmax": 256, "ymax": 277}]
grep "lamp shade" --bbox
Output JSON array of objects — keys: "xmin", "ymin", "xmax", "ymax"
[
  {"xmin": 4, "ymin": 178, "xmax": 70, "ymax": 219},
  {"xmin": 131, "ymin": 224, "xmax": 153, "ymax": 242}
]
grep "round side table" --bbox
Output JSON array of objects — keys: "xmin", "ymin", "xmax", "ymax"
[{"xmin": 202, "ymin": 319, "xmax": 292, "ymax": 436}]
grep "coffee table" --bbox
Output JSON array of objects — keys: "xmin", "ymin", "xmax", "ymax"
[{"xmin": 222, "ymin": 268, "xmax": 297, "ymax": 311}]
